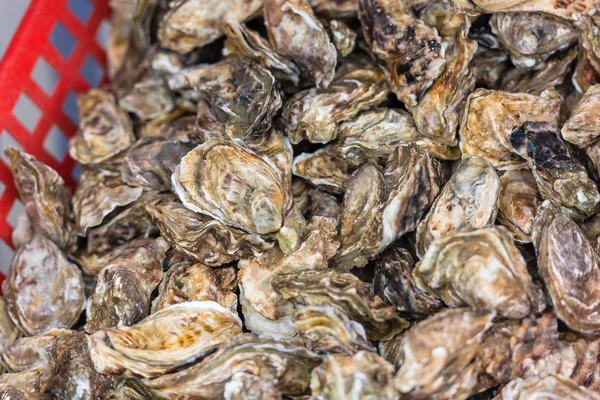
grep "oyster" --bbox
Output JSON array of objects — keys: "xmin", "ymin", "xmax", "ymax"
[
  {"xmin": 69, "ymin": 89, "xmax": 134, "ymax": 165},
  {"xmin": 394, "ymin": 308, "xmax": 495, "ymax": 399},
  {"xmin": 292, "ymin": 147, "xmax": 350, "ymax": 194},
  {"xmin": 414, "ymin": 226, "xmax": 545, "ymax": 319},
  {"xmin": 415, "ymin": 156, "xmax": 499, "ymax": 258},
  {"xmin": 0, "ymin": 366, "xmax": 52, "ymax": 399},
  {"xmin": 273, "ymin": 269, "xmax": 408, "ymax": 340},
  {"xmin": 0, "ymin": 298, "xmax": 19, "ymax": 354},
  {"xmin": 532, "ymin": 201, "xmax": 600, "ymax": 335},
  {"xmin": 309, "ymin": 0, "xmax": 358, "ymax": 17},
  {"xmin": 119, "ymin": 78, "xmax": 175, "ymax": 120},
  {"xmin": 1, "ymin": 329, "xmax": 72, "ymax": 373},
  {"xmin": 3, "ymin": 235, "xmax": 84, "ymax": 336},
  {"xmin": 11, "ymin": 212, "xmax": 33, "ymax": 248},
  {"xmin": 562, "ymin": 84, "xmax": 600, "ymax": 148},
  {"xmin": 374, "ymin": 247, "xmax": 444, "ymax": 319},
  {"xmin": 5, "ymin": 148, "xmax": 76, "ymax": 251},
  {"xmin": 329, "ymin": 19, "xmax": 356, "ymax": 58},
  {"xmin": 490, "ymin": 13, "xmax": 577, "ymax": 69},
  {"xmin": 264, "ymin": 0, "xmax": 337, "ymax": 88},
  {"xmin": 310, "ymin": 352, "xmax": 398, "ymax": 399},
  {"xmin": 151, "ymin": 261, "xmax": 238, "ymax": 312},
  {"xmin": 294, "ymin": 305, "xmax": 375, "ymax": 355},
  {"xmin": 157, "ymin": 0, "xmax": 263, "ymax": 53},
  {"xmin": 510, "ymin": 121, "xmax": 600, "ymax": 220},
  {"xmin": 472, "ymin": 46, "xmax": 511, "ymax": 90},
  {"xmin": 245, "ymin": 127, "xmax": 294, "ymax": 189},
  {"xmin": 291, "ymin": 178, "xmax": 312, "ymax": 214},
  {"xmin": 336, "ymin": 108, "xmax": 460, "ymax": 164},
  {"xmin": 358, "ymin": 0, "xmax": 446, "ymax": 106},
  {"xmin": 142, "ymin": 334, "xmax": 322, "ymax": 399},
  {"xmin": 447, "ymin": 0, "xmax": 596, "ymax": 19},
  {"xmin": 224, "ymin": 374, "xmax": 281, "ymax": 400},
  {"xmin": 497, "ymin": 170, "xmax": 542, "ymax": 243},
  {"xmin": 308, "ymin": 189, "xmax": 341, "ymax": 219},
  {"xmin": 85, "ymin": 237, "xmax": 169, "ymax": 332},
  {"xmin": 281, "ymin": 60, "xmax": 389, "ymax": 144},
  {"xmin": 577, "ymin": 15, "xmax": 600, "ymax": 80},
  {"xmin": 88, "ymin": 301, "xmax": 242, "ymax": 378},
  {"xmin": 459, "ymin": 89, "xmax": 563, "ymax": 170},
  {"xmin": 497, "ymin": 374, "xmax": 600, "ymax": 400}
]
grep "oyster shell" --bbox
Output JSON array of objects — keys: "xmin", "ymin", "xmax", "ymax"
[
  {"xmin": 157, "ymin": 0, "xmax": 263, "ymax": 53},
  {"xmin": 142, "ymin": 334, "xmax": 322, "ymax": 399},
  {"xmin": 459, "ymin": 89, "xmax": 563, "ymax": 170},
  {"xmin": 69, "ymin": 89, "xmax": 134, "ymax": 165},
  {"xmin": 309, "ymin": 0, "xmax": 358, "ymax": 17},
  {"xmin": 292, "ymin": 178, "xmax": 312, "ymax": 214},
  {"xmin": 532, "ymin": 201, "xmax": 600, "ymax": 335},
  {"xmin": 281, "ymin": 60, "xmax": 389, "ymax": 144},
  {"xmin": 497, "ymin": 170, "xmax": 542, "ymax": 243},
  {"xmin": 244, "ymin": 127, "xmax": 294, "ymax": 189},
  {"xmin": 310, "ymin": 351, "xmax": 398, "ymax": 399},
  {"xmin": 562, "ymin": 84, "xmax": 600, "ymax": 148},
  {"xmin": 292, "ymin": 147, "xmax": 350, "ymax": 194},
  {"xmin": 11, "ymin": 212, "xmax": 33, "ymax": 248},
  {"xmin": 264, "ymin": 0, "xmax": 337, "ymax": 88},
  {"xmin": 0, "ymin": 366, "xmax": 52, "ymax": 399},
  {"xmin": 336, "ymin": 108, "xmax": 460, "ymax": 164},
  {"xmin": 3, "ymin": 235, "xmax": 84, "ymax": 336},
  {"xmin": 5, "ymin": 148, "xmax": 76, "ymax": 251},
  {"xmin": 497, "ymin": 374, "xmax": 600, "ymax": 400},
  {"xmin": 224, "ymin": 373, "xmax": 282, "ymax": 400},
  {"xmin": 576, "ymin": 15, "xmax": 600, "ymax": 79},
  {"xmin": 88, "ymin": 301, "xmax": 242, "ymax": 378},
  {"xmin": 0, "ymin": 298, "xmax": 19, "ymax": 354},
  {"xmin": 358, "ymin": 0, "xmax": 446, "ymax": 106},
  {"xmin": 414, "ymin": 226, "xmax": 545, "ymax": 319},
  {"xmin": 329, "ymin": 19, "xmax": 357, "ymax": 58},
  {"xmin": 447, "ymin": 0, "xmax": 596, "ymax": 19},
  {"xmin": 85, "ymin": 237, "xmax": 169, "ymax": 332},
  {"xmin": 1, "ymin": 328, "xmax": 72, "ymax": 373},
  {"xmin": 119, "ymin": 78, "xmax": 175, "ymax": 120},
  {"xmin": 415, "ymin": 156, "xmax": 499, "ymax": 258},
  {"xmin": 308, "ymin": 189, "xmax": 341, "ymax": 219}
]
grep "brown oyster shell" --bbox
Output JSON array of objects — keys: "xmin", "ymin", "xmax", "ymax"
[
  {"xmin": 264, "ymin": 0, "xmax": 337, "ymax": 88},
  {"xmin": 308, "ymin": 189, "xmax": 341, "ymax": 219},
  {"xmin": 88, "ymin": 301, "xmax": 242, "ymax": 378},
  {"xmin": 498, "ymin": 170, "xmax": 542, "ymax": 243},
  {"xmin": 0, "ymin": 366, "xmax": 52, "ymax": 399},
  {"xmin": 447, "ymin": 0, "xmax": 596, "ymax": 19},
  {"xmin": 358, "ymin": 0, "xmax": 446, "ymax": 106},
  {"xmin": 415, "ymin": 156, "xmax": 499, "ymax": 258},
  {"xmin": 119, "ymin": 78, "xmax": 175, "ymax": 120},
  {"xmin": 562, "ymin": 84, "xmax": 600, "ymax": 148},
  {"xmin": 69, "ymin": 89, "xmax": 134, "ymax": 165},
  {"xmin": 329, "ymin": 19, "xmax": 357, "ymax": 58},
  {"xmin": 292, "ymin": 146, "xmax": 350, "ymax": 194},
  {"xmin": 414, "ymin": 226, "xmax": 546, "ymax": 319},
  {"xmin": 496, "ymin": 374, "xmax": 600, "ymax": 400},
  {"xmin": 0, "ymin": 298, "xmax": 19, "ymax": 354},
  {"xmin": 3, "ymin": 235, "xmax": 84, "ymax": 336},
  {"xmin": 291, "ymin": 178, "xmax": 312, "ymax": 215},
  {"xmin": 309, "ymin": 0, "xmax": 358, "ymax": 17}
]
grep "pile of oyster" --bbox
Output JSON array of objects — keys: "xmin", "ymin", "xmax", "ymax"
[{"xmin": 4, "ymin": 0, "xmax": 600, "ymax": 399}]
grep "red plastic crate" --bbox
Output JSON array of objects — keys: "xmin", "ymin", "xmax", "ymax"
[{"xmin": 0, "ymin": 0, "xmax": 111, "ymax": 287}]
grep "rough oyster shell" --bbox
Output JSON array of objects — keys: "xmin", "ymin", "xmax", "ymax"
[
  {"xmin": 0, "ymin": 366, "xmax": 52, "ymax": 399},
  {"xmin": 329, "ymin": 19, "xmax": 356, "ymax": 58},
  {"xmin": 497, "ymin": 374, "xmax": 600, "ymax": 400},
  {"xmin": 562, "ymin": 84, "xmax": 600, "ymax": 148},
  {"xmin": 309, "ymin": 0, "xmax": 358, "ymax": 17},
  {"xmin": 497, "ymin": 170, "xmax": 542, "ymax": 243},
  {"xmin": 308, "ymin": 189, "xmax": 341, "ymax": 219},
  {"xmin": 292, "ymin": 146, "xmax": 350, "ymax": 194},
  {"xmin": 0, "ymin": 298, "xmax": 19, "ymax": 354},
  {"xmin": 447, "ymin": 0, "xmax": 596, "ymax": 19},
  {"xmin": 119, "ymin": 78, "xmax": 175, "ymax": 120}
]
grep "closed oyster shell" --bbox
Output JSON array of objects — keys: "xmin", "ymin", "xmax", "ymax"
[
  {"xmin": 358, "ymin": 0, "xmax": 446, "ymax": 106},
  {"xmin": 393, "ymin": 308, "xmax": 495, "ymax": 399},
  {"xmin": 273, "ymin": 269, "xmax": 408, "ymax": 340},
  {"xmin": 490, "ymin": 13, "xmax": 576, "ymax": 69},
  {"xmin": 292, "ymin": 147, "xmax": 350, "ymax": 194},
  {"xmin": 245, "ymin": 127, "xmax": 294, "ymax": 189},
  {"xmin": 3, "ymin": 235, "xmax": 84, "ymax": 336},
  {"xmin": 447, "ymin": 0, "xmax": 595, "ymax": 19},
  {"xmin": 88, "ymin": 301, "xmax": 242, "ymax": 378},
  {"xmin": 408, "ymin": 22, "xmax": 477, "ymax": 147},
  {"xmin": 496, "ymin": 374, "xmax": 600, "ymax": 400},
  {"xmin": 374, "ymin": 247, "xmax": 444, "ymax": 319},
  {"xmin": 414, "ymin": 226, "xmax": 545, "ymax": 319},
  {"xmin": 510, "ymin": 121, "xmax": 600, "ymax": 220},
  {"xmin": 308, "ymin": 189, "xmax": 341, "ymax": 219},
  {"xmin": 292, "ymin": 178, "xmax": 312, "ymax": 214},
  {"xmin": 498, "ymin": 170, "xmax": 542, "ymax": 243},
  {"xmin": 310, "ymin": 351, "xmax": 398, "ymax": 399},
  {"xmin": 577, "ymin": 15, "xmax": 600, "ymax": 78},
  {"xmin": 415, "ymin": 156, "xmax": 499, "ymax": 258},
  {"xmin": 142, "ymin": 334, "xmax": 322, "ymax": 399},
  {"xmin": 69, "ymin": 89, "xmax": 134, "ymax": 165},
  {"xmin": 281, "ymin": 60, "xmax": 389, "ymax": 144},
  {"xmin": 562, "ymin": 84, "xmax": 600, "ymax": 148},
  {"xmin": 329, "ymin": 19, "xmax": 356, "ymax": 58},
  {"xmin": 119, "ymin": 78, "xmax": 175, "ymax": 120},
  {"xmin": 459, "ymin": 89, "xmax": 563, "ymax": 170},
  {"xmin": 309, "ymin": 0, "xmax": 358, "ymax": 17},
  {"xmin": 294, "ymin": 305, "xmax": 375, "ymax": 355},
  {"xmin": 532, "ymin": 201, "xmax": 600, "ymax": 335},
  {"xmin": 224, "ymin": 373, "xmax": 282, "ymax": 400},
  {"xmin": 0, "ymin": 298, "xmax": 19, "ymax": 354},
  {"xmin": 1, "ymin": 328, "xmax": 72, "ymax": 373},
  {"xmin": 85, "ymin": 237, "xmax": 169, "ymax": 332},
  {"xmin": 151, "ymin": 261, "xmax": 238, "ymax": 312},
  {"xmin": 5, "ymin": 148, "xmax": 76, "ymax": 251},
  {"xmin": 336, "ymin": 108, "xmax": 460, "ymax": 165},
  {"xmin": 0, "ymin": 366, "xmax": 52, "ymax": 400},
  {"xmin": 264, "ymin": 0, "xmax": 337, "ymax": 88},
  {"xmin": 157, "ymin": 0, "xmax": 262, "ymax": 53}
]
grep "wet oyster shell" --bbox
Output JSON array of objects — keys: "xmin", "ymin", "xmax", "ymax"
[
  {"xmin": 88, "ymin": 301, "xmax": 242, "ymax": 378},
  {"xmin": 264, "ymin": 0, "xmax": 337, "ymax": 88},
  {"xmin": 310, "ymin": 351, "xmax": 398, "ymax": 399},
  {"xmin": 292, "ymin": 147, "xmax": 350, "ymax": 194},
  {"xmin": 562, "ymin": 84, "xmax": 600, "ymax": 148},
  {"xmin": 273, "ymin": 269, "xmax": 408, "ymax": 340},
  {"xmin": 142, "ymin": 334, "xmax": 322, "ymax": 399},
  {"xmin": 157, "ymin": 0, "xmax": 263, "ymax": 53},
  {"xmin": 393, "ymin": 308, "xmax": 495, "ymax": 399},
  {"xmin": 336, "ymin": 108, "xmax": 460, "ymax": 165},
  {"xmin": 69, "ymin": 89, "xmax": 134, "ymax": 165},
  {"xmin": 85, "ymin": 237, "xmax": 169, "ymax": 332},
  {"xmin": 532, "ymin": 201, "xmax": 600, "ymax": 334},
  {"xmin": 496, "ymin": 374, "xmax": 600, "ymax": 400},
  {"xmin": 5, "ymin": 148, "xmax": 76, "ymax": 251},
  {"xmin": 415, "ymin": 156, "xmax": 499, "ymax": 258},
  {"xmin": 0, "ymin": 298, "xmax": 19, "ymax": 354},
  {"xmin": 374, "ymin": 247, "xmax": 444, "ymax": 319},
  {"xmin": 3, "ymin": 235, "xmax": 84, "ymax": 336},
  {"xmin": 414, "ymin": 226, "xmax": 545, "ymax": 319},
  {"xmin": 119, "ymin": 78, "xmax": 175, "ymax": 120},
  {"xmin": 358, "ymin": 0, "xmax": 446, "ymax": 106},
  {"xmin": 447, "ymin": 0, "xmax": 596, "ymax": 19},
  {"xmin": 459, "ymin": 89, "xmax": 563, "ymax": 170},
  {"xmin": 281, "ymin": 60, "xmax": 389, "ymax": 144},
  {"xmin": 497, "ymin": 170, "xmax": 542, "ymax": 243}
]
